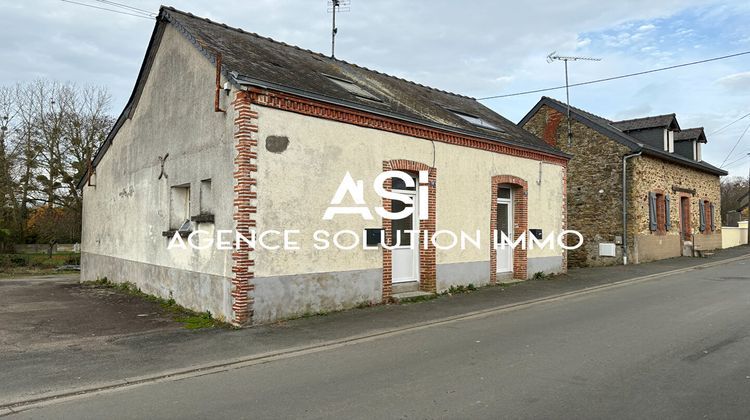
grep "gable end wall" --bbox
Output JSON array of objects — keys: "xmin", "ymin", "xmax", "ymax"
[{"xmin": 522, "ymin": 104, "xmax": 629, "ymax": 267}]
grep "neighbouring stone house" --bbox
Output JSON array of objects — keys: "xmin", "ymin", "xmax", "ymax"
[
  {"xmin": 79, "ymin": 7, "xmax": 570, "ymax": 325},
  {"xmin": 520, "ymin": 97, "xmax": 727, "ymax": 267}
]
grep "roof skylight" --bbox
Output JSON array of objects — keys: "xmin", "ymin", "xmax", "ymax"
[
  {"xmin": 449, "ymin": 110, "xmax": 501, "ymax": 131},
  {"xmin": 323, "ymin": 74, "xmax": 382, "ymax": 103}
]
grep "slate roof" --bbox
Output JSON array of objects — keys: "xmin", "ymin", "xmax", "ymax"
[
  {"xmin": 518, "ymin": 97, "xmax": 727, "ymax": 176},
  {"xmin": 161, "ymin": 7, "xmax": 563, "ymax": 157},
  {"xmin": 675, "ymin": 127, "xmax": 707, "ymax": 143},
  {"xmin": 611, "ymin": 114, "xmax": 680, "ymax": 132}
]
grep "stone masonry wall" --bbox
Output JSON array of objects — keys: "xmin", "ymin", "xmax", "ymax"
[
  {"xmin": 630, "ymin": 155, "xmax": 722, "ymax": 263},
  {"xmin": 523, "ymin": 105, "xmax": 629, "ymax": 267}
]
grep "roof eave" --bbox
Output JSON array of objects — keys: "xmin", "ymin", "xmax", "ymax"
[
  {"xmin": 639, "ymin": 148, "xmax": 728, "ymax": 176},
  {"xmin": 234, "ymin": 75, "xmax": 572, "ymax": 160}
]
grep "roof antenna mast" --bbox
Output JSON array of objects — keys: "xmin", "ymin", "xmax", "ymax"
[
  {"xmin": 547, "ymin": 52, "xmax": 601, "ymax": 147},
  {"xmin": 327, "ymin": 0, "xmax": 350, "ymax": 58}
]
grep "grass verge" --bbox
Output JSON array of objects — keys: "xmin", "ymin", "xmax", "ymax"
[{"xmin": 83, "ymin": 278, "xmax": 231, "ymax": 330}]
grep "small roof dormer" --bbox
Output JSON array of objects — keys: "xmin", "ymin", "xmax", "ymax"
[
  {"xmin": 611, "ymin": 114, "xmax": 680, "ymax": 152},
  {"xmin": 674, "ymin": 127, "xmax": 707, "ymax": 144},
  {"xmin": 674, "ymin": 127, "xmax": 706, "ymax": 161},
  {"xmin": 611, "ymin": 113, "xmax": 680, "ymax": 132}
]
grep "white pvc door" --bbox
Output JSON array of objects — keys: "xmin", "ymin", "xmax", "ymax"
[
  {"xmin": 496, "ymin": 187, "xmax": 513, "ymax": 273},
  {"xmin": 391, "ymin": 184, "xmax": 419, "ymax": 283}
]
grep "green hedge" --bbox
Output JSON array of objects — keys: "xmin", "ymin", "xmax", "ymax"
[{"xmin": 0, "ymin": 252, "xmax": 80, "ymax": 269}]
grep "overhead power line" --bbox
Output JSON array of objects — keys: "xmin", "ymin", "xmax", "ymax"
[
  {"xmin": 477, "ymin": 50, "xmax": 750, "ymax": 100},
  {"xmin": 59, "ymin": 0, "xmax": 154, "ymax": 19},
  {"xmin": 722, "ymin": 153, "xmax": 750, "ymax": 170},
  {"xmin": 709, "ymin": 112, "xmax": 750, "ymax": 136},
  {"xmin": 93, "ymin": 0, "xmax": 157, "ymax": 17},
  {"xmin": 719, "ymin": 120, "xmax": 750, "ymax": 168}
]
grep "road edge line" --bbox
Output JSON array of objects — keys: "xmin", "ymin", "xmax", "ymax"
[{"xmin": 2, "ymin": 253, "xmax": 748, "ymax": 414}]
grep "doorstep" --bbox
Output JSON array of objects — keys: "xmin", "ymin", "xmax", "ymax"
[
  {"xmin": 392, "ymin": 281, "xmax": 419, "ymax": 294},
  {"xmin": 391, "ymin": 290, "xmax": 434, "ymax": 303}
]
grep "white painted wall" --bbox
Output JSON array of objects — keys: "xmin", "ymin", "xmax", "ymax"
[
  {"xmin": 81, "ymin": 24, "xmax": 237, "ymax": 320},
  {"xmin": 254, "ymin": 106, "xmax": 566, "ymax": 278},
  {"xmin": 722, "ymin": 221, "xmax": 748, "ymax": 248}
]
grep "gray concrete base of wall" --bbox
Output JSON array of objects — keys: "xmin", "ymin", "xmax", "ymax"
[
  {"xmin": 252, "ymin": 268, "xmax": 383, "ymax": 324},
  {"xmin": 436, "ymin": 261, "xmax": 491, "ymax": 291},
  {"xmin": 80, "ymin": 252, "xmax": 233, "ymax": 322},
  {"xmin": 528, "ymin": 256, "xmax": 564, "ymax": 276},
  {"xmin": 82, "ymin": 255, "xmax": 566, "ymax": 325}
]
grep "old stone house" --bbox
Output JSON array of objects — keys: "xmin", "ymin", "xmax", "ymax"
[
  {"xmin": 520, "ymin": 97, "xmax": 726, "ymax": 267},
  {"xmin": 79, "ymin": 7, "xmax": 570, "ymax": 325}
]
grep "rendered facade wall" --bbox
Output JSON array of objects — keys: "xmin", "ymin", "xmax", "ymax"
[
  {"xmin": 80, "ymin": 25, "xmax": 237, "ymax": 321},
  {"xmin": 82, "ymin": 26, "xmax": 568, "ymax": 325},
  {"xmin": 251, "ymin": 105, "xmax": 567, "ymax": 322}
]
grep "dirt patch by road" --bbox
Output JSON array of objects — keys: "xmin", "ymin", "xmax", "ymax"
[{"xmin": 0, "ymin": 275, "xmax": 187, "ymax": 353}]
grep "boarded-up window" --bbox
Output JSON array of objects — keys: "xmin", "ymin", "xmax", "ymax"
[
  {"xmin": 170, "ymin": 184, "xmax": 190, "ymax": 230},
  {"xmin": 199, "ymin": 179, "xmax": 213, "ymax": 215}
]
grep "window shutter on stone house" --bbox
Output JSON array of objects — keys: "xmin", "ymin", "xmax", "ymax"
[
  {"xmin": 649, "ymin": 192, "xmax": 657, "ymax": 232},
  {"xmin": 665, "ymin": 194, "xmax": 671, "ymax": 231},
  {"xmin": 710, "ymin": 203, "xmax": 715, "ymax": 231},
  {"xmin": 699, "ymin": 200, "xmax": 706, "ymax": 232}
]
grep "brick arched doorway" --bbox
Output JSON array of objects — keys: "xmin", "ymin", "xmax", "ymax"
[
  {"xmin": 490, "ymin": 175, "xmax": 528, "ymax": 283},
  {"xmin": 381, "ymin": 159, "xmax": 436, "ymax": 300}
]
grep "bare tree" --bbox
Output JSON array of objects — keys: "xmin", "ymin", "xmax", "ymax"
[
  {"xmin": 720, "ymin": 176, "xmax": 749, "ymax": 223},
  {"xmin": 0, "ymin": 80, "xmax": 113, "ymax": 245}
]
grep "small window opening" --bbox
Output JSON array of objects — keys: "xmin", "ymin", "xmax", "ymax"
[
  {"xmin": 199, "ymin": 179, "xmax": 213, "ymax": 215},
  {"xmin": 170, "ymin": 184, "xmax": 191, "ymax": 231}
]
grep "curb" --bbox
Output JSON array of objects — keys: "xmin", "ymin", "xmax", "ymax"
[{"xmin": 2, "ymin": 253, "xmax": 748, "ymax": 414}]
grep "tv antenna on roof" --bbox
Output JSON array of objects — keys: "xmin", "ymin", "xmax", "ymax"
[
  {"xmin": 547, "ymin": 52, "xmax": 602, "ymax": 146},
  {"xmin": 327, "ymin": 0, "xmax": 350, "ymax": 58}
]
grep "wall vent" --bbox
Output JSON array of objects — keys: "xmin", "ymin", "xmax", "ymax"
[{"xmin": 599, "ymin": 243, "xmax": 616, "ymax": 257}]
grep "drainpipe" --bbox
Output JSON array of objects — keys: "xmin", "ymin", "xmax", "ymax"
[
  {"xmin": 622, "ymin": 151, "xmax": 642, "ymax": 265},
  {"xmin": 214, "ymin": 52, "xmax": 225, "ymax": 113}
]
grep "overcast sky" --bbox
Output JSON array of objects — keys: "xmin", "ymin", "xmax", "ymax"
[{"xmin": 1, "ymin": 0, "xmax": 749, "ymax": 177}]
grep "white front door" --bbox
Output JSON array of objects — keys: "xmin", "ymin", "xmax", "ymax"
[
  {"xmin": 391, "ymin": 182, "xmax": 419, "ymax": 283},
  {"xmin": 496, "ymin": 187, "xmax": 513, "ymax": 273}
]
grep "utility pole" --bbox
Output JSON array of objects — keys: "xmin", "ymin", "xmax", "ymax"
[
  {"xmin": 547, "ymin": 52, "xmax": 601, "ymax": 147},
  {"xmin": 747, "ymin": 153, "xmax": 750, "ymax": 245},
  {"xmin": 327, "ymin": 0, "xmax": 350, "ymax": 58}
]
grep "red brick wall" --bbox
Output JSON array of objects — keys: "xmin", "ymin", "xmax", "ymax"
[{"xmin": 231, "ymin": 91, "xmax": 258, "ymax": 326}]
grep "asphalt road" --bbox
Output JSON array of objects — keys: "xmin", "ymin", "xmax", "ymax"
[{"xmin": 8, "ymin": 258, "xmax": 750, "ymax": 419}]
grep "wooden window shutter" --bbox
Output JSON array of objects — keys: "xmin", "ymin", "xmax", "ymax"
[
  {"xmin": 699, "ymin": 200, "xmax": 706, "ymax": 232},
  {"xmin": 649, "ymin": 192, "xmax": 657, "ymax": 232},
  {"xmin": 665, "ymin": 194, "xmax": 671, "ymax": 231},
  {"xmin": 710, "ymin": 202, "xmax": 715, "ymax": 231}
]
